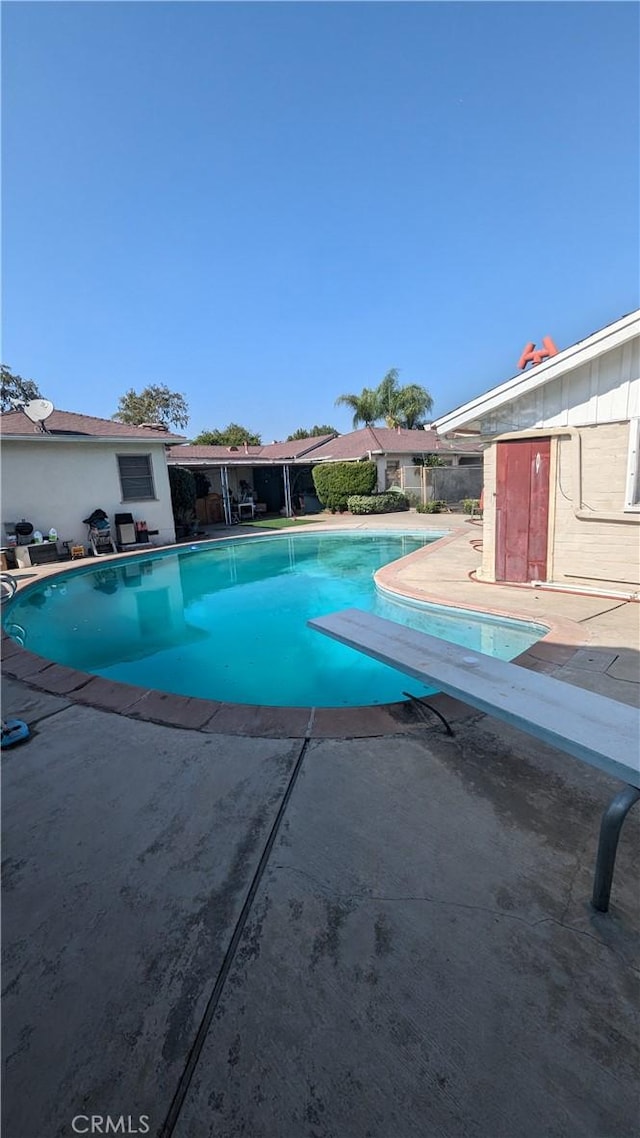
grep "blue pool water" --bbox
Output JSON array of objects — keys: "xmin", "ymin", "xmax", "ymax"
[{"xmin": 3, "ymin": 532, "xmax": 545, "ymax": 707}]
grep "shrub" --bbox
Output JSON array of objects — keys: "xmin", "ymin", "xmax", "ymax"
[
  {"xmin": 403, "ymin": 490, "xmax": 421, "ymax": 508},
  {"xmin": 169, "ymin": 466, "xmax": 197, "ymax": 525},
  {"xmin": 416, "ymin": 500, "xmax": 446, "ymax": 514},
  {"xmin": 312, "ymin": 461, "xmax": 377, "ymax": 512},
  {"xmin": 412, "ymin": 454, "xmax": 445, "ymax": 467},
  {"xmin": 347, "ymin": 492, "xmax": 410, "ymax": 515},
  {"xmin": 462, "ymin": 498, "xmax": 480, "ymax": 514}
]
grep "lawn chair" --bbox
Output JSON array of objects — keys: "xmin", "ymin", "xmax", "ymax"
[{"xmin": 83, "ymin": 508, "xmax": 117, "ymax": 556}]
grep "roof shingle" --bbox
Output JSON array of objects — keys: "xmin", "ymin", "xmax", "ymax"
[
  {"xmin": 167, "ymin": 427, "xmax": 481, "ymax": 465},
  {"xmin": 0, "ymin": 409, "xmax": 185, "ymax": 441},
  {"xmin": 307, "ymin": 426, "xmax": 482, "ymax": 460},
  {"xmin": 168, "ymin": 434, "xmax": 335, "ymax": 464}
]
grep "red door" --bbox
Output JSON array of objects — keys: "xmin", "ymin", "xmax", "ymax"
[{"xmin": 495, "ymin": 439, "xmax": 550, "ymax": 583}]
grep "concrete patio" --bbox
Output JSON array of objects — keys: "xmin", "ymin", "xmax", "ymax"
[{"xmin": 2, "ymin": 517, "xmax": 639, "ymax": 1137}]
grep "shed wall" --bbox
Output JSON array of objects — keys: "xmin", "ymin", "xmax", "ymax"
[{"xmin": 479, "ymin": 423, "xmax": 640, "ymax": 591}]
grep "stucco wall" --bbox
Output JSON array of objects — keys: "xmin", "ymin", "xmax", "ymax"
[
  {"xmin": 549, "ymin": 424, "xmax": 640, "ymax": 589},
  {"xmin": 479, "ymin": 423, "xmax": 639, "ymax": 590},
  {"xmin": 1, "ymin": 440, "xmax": 176, "ymax": 548}
]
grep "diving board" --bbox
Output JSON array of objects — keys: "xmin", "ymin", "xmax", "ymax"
[{"xmin": 309, "ymin": 608, "xmax": 640, "ymax": 911}]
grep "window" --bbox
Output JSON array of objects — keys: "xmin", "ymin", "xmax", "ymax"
[
  {"xmin": 624, "ymin": 418, "xmax": 639, "ymax": 511},
  {"xmin": 385, "ymin": 460, "xmax": 400, "ymax": 489},
  {"xmin": 117, "ymin": 454, "xmax": 156, "ymax": 501}
]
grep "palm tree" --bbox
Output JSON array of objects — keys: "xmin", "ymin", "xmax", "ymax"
[
  {"xmin": 334, "ymin": 386, "xmax": 380, "ymax": 428},
  {"xmin": 376, "ymin": 369, "xmax": 403, "ymax": 428},
  {"xmin": 395, "ymin": 383, "xmax": 433, "ymax": 429},
  {"xmin": 335, "ymin": 371, "xmax": 434, "ymax": 430}
]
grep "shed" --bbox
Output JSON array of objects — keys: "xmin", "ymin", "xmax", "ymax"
[{"xmin": 433, "ymin": 310, "xmax": 640, "ymax": 595}]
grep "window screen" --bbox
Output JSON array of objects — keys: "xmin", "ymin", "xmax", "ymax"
[{"xmin": 117, "ymin": 454, "xmax": 155, "ymax": 501}]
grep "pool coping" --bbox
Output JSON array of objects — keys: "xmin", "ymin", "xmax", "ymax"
[{"xmin": 1, "ymin": 526, "xmax": 589, "ymax": 738}]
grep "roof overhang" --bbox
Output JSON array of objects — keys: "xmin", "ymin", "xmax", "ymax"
[
  {"xmin": 307, "ymin": 454, "xmax": 371, "ymax": 463},
  {"xmin": 433, "ymin": 310, "xmax": 640, "ymax": 436},
  {"xmin": 167, "ymin": 455, "xmax": 316, "ymax": 467},
  {"xmin": 1, "ymin": 433, "xmax": 181, "ymax": 444}
]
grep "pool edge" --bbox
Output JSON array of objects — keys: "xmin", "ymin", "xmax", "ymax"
[
  {"xmin": 2, "ymin": 629, "xmax": 584, "ymax": 739},
  {"xmin": 1, "ymin": 527, "xmax": 588, "ymax": 738}
]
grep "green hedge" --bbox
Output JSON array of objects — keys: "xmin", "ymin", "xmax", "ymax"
[
  {"xmin": 347, "ymin": 492, "xmax": 410, "ymax": 514},
  {"xmin": 312, "ymin": 461, "xmax": 377, "ymax": 511}
]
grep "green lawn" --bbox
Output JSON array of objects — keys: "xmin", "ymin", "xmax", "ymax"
[{"xmin": 245, "ymin": 516, "xmax": 323, "ymax": 530}]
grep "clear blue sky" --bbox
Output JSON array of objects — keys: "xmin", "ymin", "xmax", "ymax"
[{"xmin": 3, "ymin": 1, "xmax": 638, "ymax": 440}]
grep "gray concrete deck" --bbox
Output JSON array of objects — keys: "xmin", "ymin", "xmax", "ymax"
[{"xmin": 2, "ymin": 516, "xmax": 639, "ymax": 1137}]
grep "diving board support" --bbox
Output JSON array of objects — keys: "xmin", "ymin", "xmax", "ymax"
[
  {"xmin": 308, "ymin": 607, "xmax": 640, "ymax": 913},
  {"xmin": 592, "ymin": 785, "xmax": 640, "ymax": 912}
]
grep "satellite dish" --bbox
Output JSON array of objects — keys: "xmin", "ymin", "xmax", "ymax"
[{"xmin": 23, "ymin": 399, "xmax": 54, "ymax": 424}]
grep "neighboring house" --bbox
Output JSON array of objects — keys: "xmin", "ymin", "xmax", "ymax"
[
  {"xmin": 434, "ymin": 310, "xmax": 640, "ymax": 594},
  {"xmin": 0, "ymin": 409, "xmax": 185, "ymax": 550},
  {"xmin": 307, "ymin": 426, "xmax": 482, "ymax": 499},
  {"xmin": 167, "ymin": 427, "xmax": 483, "ymax": 519},
  {"xmin": 167, "ymin": 435, "xmax": 336, "ymax": 521}
]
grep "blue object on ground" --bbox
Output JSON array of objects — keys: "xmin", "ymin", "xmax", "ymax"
[{"xmin": 1, "ymin": 719, "xmax": 30, "ymax": 749}]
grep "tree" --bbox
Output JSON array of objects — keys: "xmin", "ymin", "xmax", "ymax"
[
  {"xmin": 395, "ymin": 383, "xmax": 433, "ymax": 430},
  {"xmin": 192, "ymin": 423, "xmax": 262, "ymax": 446},
  {"xmin": 1, "ymin": 365, "xmax": 42, "ymax": 412},
  {"xmin": 113, "ymin": 384, "xmax": 189, "ymax": 430},
  {"xmin": 376, "ymin": 369, "xmax": 404, "ymax": 428},
  {"xmin": 286, "ymin": 425, "xmax": 338, "ymax": 441},
  {"xmin": 168, "ymin": 466, "xmax": 196, "ymax": 528},
  {"xmin": 334, "ymin": 386, "xmax": 380, "ymax": 429},
  {"xmin": 335, "ymin": 370, "xmax": 433, "ymax": 430}
]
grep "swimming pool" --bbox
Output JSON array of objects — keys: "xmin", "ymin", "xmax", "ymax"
[{"xmin": 3, "ymin": 532, "xmax": 545, "ymax": 707}]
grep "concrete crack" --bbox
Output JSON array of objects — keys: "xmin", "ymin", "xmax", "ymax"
[
  {"xmin": 272, "ymin": 864, "xmax": 639, "ymax": 972},
  {"xmin": 559, "ymin": 841, "xmax": 588, "ymax": 926},
  {"xmin": 22, "ymin": 705, "xmax": 73, "ymax": 729},
  {"xmin": 160, "ymin": 737, "xmax": 311, "ymax": 1138}
]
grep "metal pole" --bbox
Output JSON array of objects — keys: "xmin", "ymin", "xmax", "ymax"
[
  {"xmin": 282, "ymin": 464, "xmax": 293, "ymax": 517},
  {"xmin": 220, "ymin": 466, "xmax": 233, "ymax": 526},
  {"xmin": 591, "ymin": 784, "xmax": 640, "ymax": 912}
]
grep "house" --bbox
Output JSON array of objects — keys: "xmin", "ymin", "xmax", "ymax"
[
  {"xmin": 306, "ymin": 426, "xmax": 482, "ymax": 502},
  {"xmin": 168, "ymin": 427, "xmax": 483, "ymax": 520},
  {"xmin": 0, "ymin": 409, "xmax": 185, "ymax": 553},
  {"xmin": 433, "ymin": 310, "xmax": 640, "ymax": 595},
  {"xmin": 167, "ymin": 435, "xmax": 336, "ymax": 522}
]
